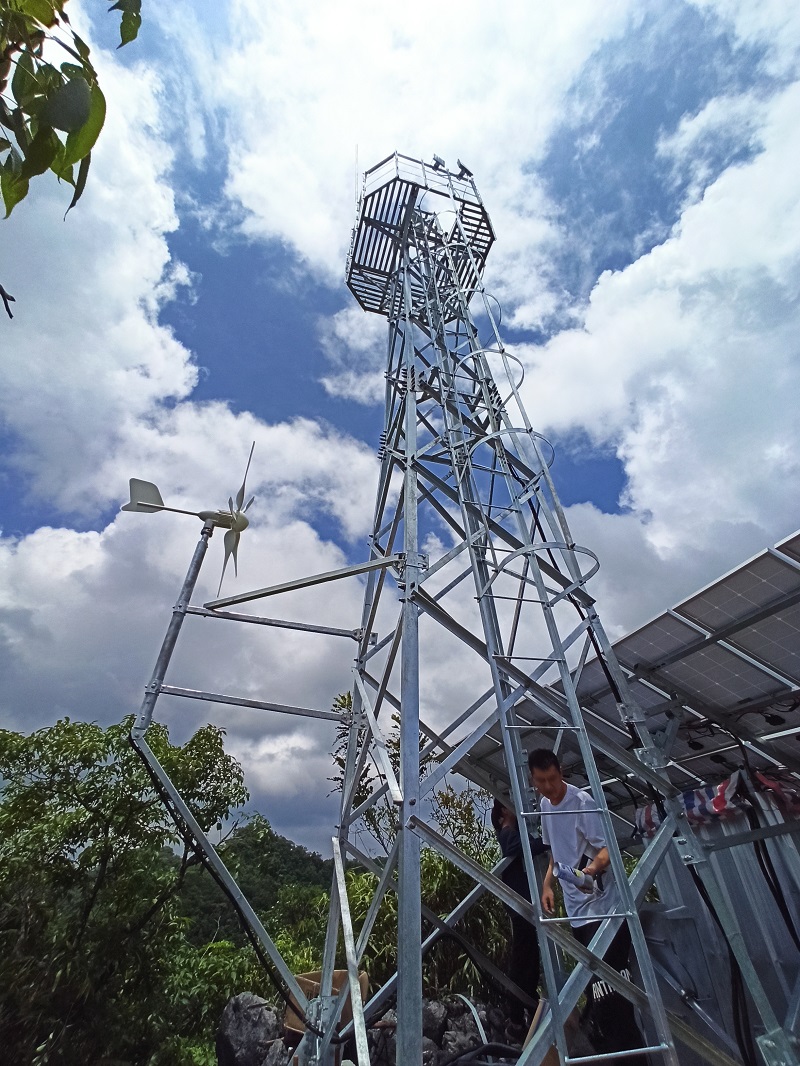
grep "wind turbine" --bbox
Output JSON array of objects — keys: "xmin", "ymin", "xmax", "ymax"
[{"xmin": 121, "ymin": 442, "xmax": 256, "ymax": 595}]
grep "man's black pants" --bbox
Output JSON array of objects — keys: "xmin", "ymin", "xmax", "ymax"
[
  {"xmin": 508, "ymin": 912, "xmax": 540, "ymax": 1026},
  {"xmin": 572, "ymin": 920, "xmax": 649, "ymax": 1064}
]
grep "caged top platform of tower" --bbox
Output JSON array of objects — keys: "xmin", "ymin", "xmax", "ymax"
[{"xmin": 346, "ymin": 151, "xmax": 494, "ymax": 320}]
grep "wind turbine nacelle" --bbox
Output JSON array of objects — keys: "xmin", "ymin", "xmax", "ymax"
[{"xmin": 197, "ymin": 510, "xmax": 250, "ymax": 532}]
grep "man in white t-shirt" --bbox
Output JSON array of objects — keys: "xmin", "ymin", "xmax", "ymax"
[{"xmin": 529, "ymin": 748, "xmax": 647, "ymax": 1064}]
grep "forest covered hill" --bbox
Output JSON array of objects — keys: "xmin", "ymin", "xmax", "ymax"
[
  {"xmin": 0, "ymin": 716, "xmax": 503, "ymax": 1064},
  {"xmin": 176, "ymin": 814, "xmax": 333, "ymax": 947}
]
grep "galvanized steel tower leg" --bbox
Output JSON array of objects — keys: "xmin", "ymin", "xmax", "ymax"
[{"xmin": 396, "ymin": 249, "xmax": 423, "ymax": 1065}]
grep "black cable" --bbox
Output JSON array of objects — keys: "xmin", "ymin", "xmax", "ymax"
[
  {"xmin": 742, "ymin": 786, "xmax": 800, "ymax": 952},
  {"xmin": 438, "ymin": 1042, "xmax": 526, "ymax": 1065}
]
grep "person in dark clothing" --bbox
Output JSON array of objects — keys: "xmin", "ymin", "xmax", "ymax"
[{"xmin": 491, "ymin": 797, "xmax": 547, "ymax": 1041}]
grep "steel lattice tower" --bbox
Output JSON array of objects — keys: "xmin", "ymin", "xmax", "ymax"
[{"xmin": 325, "ymin": 152, "xmax": 679, "ymax": 1066}]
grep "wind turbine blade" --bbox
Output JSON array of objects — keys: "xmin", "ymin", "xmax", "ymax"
[
  {"xmin": 236, "ymin": 441, "xmax": 256, "ymax": 510},
  {"xmin": 217, "ymin": 529, "xmax": 240, "ymax": 596},
  {"xmin": 230, "ymin": 530, "xmax": 241, "ymax": 577},
  {"xmin": 244, "ymin": 496, "xmax": 255, "ymax": 512},
  {"xmin": 121, "ymin": 478, "xmax": 165, "ymax": 513}
]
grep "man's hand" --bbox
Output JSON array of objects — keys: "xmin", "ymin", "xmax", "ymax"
[
  {"xmin": 542, "ymin": 886, "xmax": 555, "ymax": 914},
  {"xmin": 577, "ymin": 869, "xmax": 595, "ymax": 893}
]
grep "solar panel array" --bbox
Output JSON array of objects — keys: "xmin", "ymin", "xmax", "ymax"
[{"xmin": 456, "ymin": 530, "xmax": 800, "ymax": 832}]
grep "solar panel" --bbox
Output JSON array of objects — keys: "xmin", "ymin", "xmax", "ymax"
[
  {"xmin": 777, "ymin": 532, "xmax": 800, "ymax": 565},
  {"xmin": 615, "ymin": 614, "xmax": 699, "ymax": 668},
  {"xmin": 453, "ymin": 527, "xmax": 800, "ymax": 831},
  {"xmin": 730, "ymin": 602, "xmax": 800, "ymax": 684},
  {"xmin": 679, "ymin": 554, "xmax": 800, "ymax": 629}
]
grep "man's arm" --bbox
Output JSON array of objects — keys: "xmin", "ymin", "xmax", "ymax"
[
  {"xmin": 542, "ymin": 855, "xmax": 555, "ymax": 914},
  {"xmin": 582, "ymin": 846, "xmax": 610, "ymax": 879}
]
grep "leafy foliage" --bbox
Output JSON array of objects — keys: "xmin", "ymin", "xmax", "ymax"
[
  {"xmin": 344, "ymin": 783, "xmax": 508, "ymax": 999},
  {"xmin": 0, "ymin": 0, "xmax": 141, "ymax": 217},
  {"xmin": 178, "ymin": 813, "xmax": 333, "ymax": 947},
  {"xmin": 269, "ymin": 882, "xmax": 331, "ymax": 976},
  {"xmin": 319, "ymin": 697, "xmax": 510, "ymax": 999},
  {"xmin": 0, "ymin": 715, "xmax": 269, "ymax": 1065}
]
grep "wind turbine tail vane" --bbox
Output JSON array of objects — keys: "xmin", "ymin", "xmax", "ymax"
[{"xmin": 122, "ymin": 478, "xmax": 165, "ymax": 514}]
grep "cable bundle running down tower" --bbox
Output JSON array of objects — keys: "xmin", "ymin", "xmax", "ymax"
[{"xmin": 332, "ymin": 152, "xmax": 688, "ymax": 1066}]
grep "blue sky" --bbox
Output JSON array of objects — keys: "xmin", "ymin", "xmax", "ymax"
[{"xmin": 1, "ymin": 0, "xmax": 799, "ymax": 849}]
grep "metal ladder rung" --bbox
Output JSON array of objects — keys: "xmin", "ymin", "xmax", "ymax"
[
  {"xmin": 539, "ymin": 912, "xmax": 635, "ymax": 922},
  {"xmin": 565, "ymin": 1046, "xmax": 671, "ymax": 1063},
  {"xmin": 504, "ymin": 723, "xmax": 581, "ymax": 730},
  {"xmin": 493, "ymin": 653, "xmax": 565, "ymax": 662}
]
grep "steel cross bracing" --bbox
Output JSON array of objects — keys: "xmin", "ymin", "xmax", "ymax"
[{"xmin": 334, "ymin": 152, "xmax": 687, "ymax": 1066}]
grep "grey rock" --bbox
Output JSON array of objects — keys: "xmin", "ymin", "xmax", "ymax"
[
  {"xmin": 366, "ymin": 1025, "xmax": 439, "ymax": 1066},
  {"xmin": 216, "ymin": 993, "xmax": 281, "ymax": 1066},
  {"xmin": 261, "ymin": 1038, "xmax": 291, "ymax": 1066},
  {"xmin": 449, "ymin": 1010, "xmax": 480, "ymax": 1039},
  {"xmin": 421, "ymin": 999, "xmax": 447, "ymax": 1044},
  {"xmin": 368, "ymin": 1011, "xmax": 397, "ymax": 1066},
  {"xmin": 440, "ymin": 1023, "xmax": 480, "ymax": 1059},
  {"xmin": 486, "ymin": 1006, "xmax": 506, "ymax": 1042},
  {"xmin": 564, "ymin": 1007, "xmax": 596, "ymax": 1058},
  {"xmin": 367, "ymin": 1028, "xmax": 395, "ymax": 1066},
  {"xmin": 443, "ymin": 996, "xmax": 469, "ymax": 1022},
  {"xmin": 421, "ymin": 1036, "xmax": 438, "ymax": 1065}
]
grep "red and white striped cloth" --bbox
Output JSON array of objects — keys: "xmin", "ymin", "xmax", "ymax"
[{"xmin": 635, "ymin": 770, "xmax": 747, "ymax": 838}]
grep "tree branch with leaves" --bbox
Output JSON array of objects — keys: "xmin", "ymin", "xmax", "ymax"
[
  {"xmin": 1, "ymin": 1, "xmax": 142, "ymax": 316},
  {"xmin": 0, "ymin": 0, "xmax": 140, "ymax": 217}
]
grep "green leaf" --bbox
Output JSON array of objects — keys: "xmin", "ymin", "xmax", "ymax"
[
  {"xmin": 61, "ymin": 82, "xmax": 105, "ymax": 168},
  {"xmin": 41, "ymin": 76, "xmax": 91, "ymax": 132},
  {"xmin": 1, "ymin": 158, "xmax": 30, "ymax": 217},
  {"xmin": 71, "ymin": 34, "xmax": 91, "ymax": 62},
  {"xmin": 0, "ymin": 103, "xmax": 29, "ymax": 150},
  {"xmin": 119, "ymin": 9, "xmax": 142, "ymax": 47},
  {"xmin": 49, "ymin": 139, "xmax": 73, "ymax": 185},
  {"xmin": 11, "ymin": 49, "xmax": 39, "ymax": 108},
  {"xmin": 60, "ymin": 63, "xmax": 85, "ymax": 80},
  {"xmin": 20, "ymin": 125, "xmax": 58, "ymax": 177},
  {"xmin": 64, "ymin": 150, "xmax": 89, "ymax": 215},
  {"xmin": 0, "ymin": 137, "xmax": 11, "ymax": 152},
  {"xmin": 0, "ymin": 101, "xmax": 16, "ymax": 133},
  {"xmin": 17, "ymin": 0, "xmax": 59, "ymax": 27},
  {"xmin": 108, "ymin": 0, "xmax": 142, "ymax": 47}
]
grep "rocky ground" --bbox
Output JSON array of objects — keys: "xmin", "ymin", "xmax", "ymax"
[{"xmin": 216, "ymin": 991, "xmax": 594, "ymax": 1065}]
